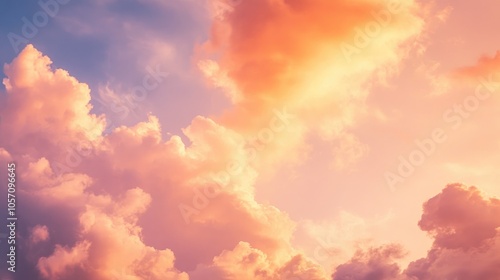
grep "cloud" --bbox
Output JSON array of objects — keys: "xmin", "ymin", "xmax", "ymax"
[
  {"xmin": 332, "ymin": 244, "xmax": 409, "ymax": 280},
  {"xmin": 1, "ymin": 44, "xmax": 331, "ymax": 279},
  {"xmin": 37, "ymin": 241, "xmax": 91, "ymax": 280},
  {"xmin": 30, "ymin": 225, "xmax": 50, "ymax": 245},
  {"xmin": 73, "ymin": 188, "xmax": 188, "ymax": 280},
  {"xmin": 332, "ymin": 184, "xmax": 500, "ymax": 280},
  {"xmin": 202, "ymin": 0, "xmax": 424, "ymax": 113},
  {"xmin": 198, "ymin": 0, "xmax": 425, "ymax": 170},
  {"xmin": 0, "ymin": 1, "xmax": 428, "ymax": 278},
  {"xmin": 417, "ymin": 184, "xmax": 500, "ymax": 250},
  {"xmin": 455, "ymin": 51, "xmax": 500, "ymax": 80},
  {"xmin": 7, "ymin": 1, "xmax": 498, "ymax": 279},
  {"xmin": 405, "ymin": 184, "xmax": 500, "ymax": 280},
  {"xmin": 0, "ymin": 44, "xmax": 105, "ymax": 163},
  {"xmin": 190, "ymin": 242, "xmax": 327, "ymax": 280},
  {"xmin": 294, "ymin": 211, "xmax": 396, "ymax": 271}
]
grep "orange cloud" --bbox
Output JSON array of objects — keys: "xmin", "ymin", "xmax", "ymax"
[
  {"xmin": 37, "ymin": 241, "xmax": 91, "ymax": 280},
  {"xmin": 455, "ymin": 51, "xmax": 500, "ymax": 80},
  {"xmin": 1, "ymin": 0, "xmax": 499, "ymax": 279},
  {"xmin": 203, "ymin": 0, "xmax": 423, "ymax": 119},
  {"xmin": 199, "ymin": 0, "xmax": 424, "ymax": 170},
  {"xmin": 191, "ymin": 242, "xmax": 327, "ymax": 280}
]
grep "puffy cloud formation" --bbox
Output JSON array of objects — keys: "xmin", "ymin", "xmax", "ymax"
[
  {"xmin": 0, "ymin": 45, "xmax": 327, "ymax": 279},
  {"xmin": 37, "ymin": 241, "xmax": 91, "ymax": 279},
  {"xmin": 190, "ymin": 242, "xmax": 327, "ymax": 280},
  {"xmin": 332, "ymin": 244, "xmax": 409, "ymax": 280},
  {"xmin": 417, "ymin": 184, "xmax": 500, "ymax": 250},
  {"xmin": 0, "ymin": 44, "xmax": 105, "ymax": 155},
  {"xmin": 405, "ymin": 184, "xmax": 500, "ymax": 280},
  {"xmin": 16, "ymin": 156, "xmax": 189, "ymax": 279},
  {"xmin": 332, "ymin": 184, "xmax": 500, "ymax": 280},
  {"xmin": 0, "ymin": 1, "xmax": 428, "ymax": 278},
  {"xmin": 3, "ymin": 0, "xmax": 497, "ymax": 279}
]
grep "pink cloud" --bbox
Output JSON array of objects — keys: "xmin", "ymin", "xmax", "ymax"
[
  {"xmin": 190, "ymin": 242, "xmax": 326, "ymax": 280},
  {"xmin": 37, "ymin": 241, "xmax": 91, "ymax": 280},
  {"xmin": 405, "ymin": 184, "xmax": 500, "ymax": 280},
  {"xmin": 418, "ymin": 184, "xmax": 500, "ymax": 250},
  {"xmin": 1, "ymin": 0, "xmax": 497, "ymax": 278},
  {"xmin": 333, "ymin": 184, "xmax": 500, "ymax": 280},
  {"xmin": 30, "ymin": 225, "xmax": 50, "ymax": 245},
  {"xmin": 1, "ymin": 44, "xmax": 326, "ymax": 279},
  {"xmin": 332, "ymin": 244, "xmax": 408, "ymax": 280}
]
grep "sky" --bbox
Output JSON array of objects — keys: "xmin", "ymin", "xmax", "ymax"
[{"xmin": 0, "ymin": 0, "xmax": 499, "ymax": 279}]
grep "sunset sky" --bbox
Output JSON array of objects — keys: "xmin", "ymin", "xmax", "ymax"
[{"xmin": 0, "ymin": 0, "xmax": 499, "ymax": 279}]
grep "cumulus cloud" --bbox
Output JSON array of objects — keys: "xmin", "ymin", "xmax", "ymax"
[
  {"xmin": 0, "ymin": 45, "xmax": 105, "ymax": 171},
  {"xmin": 17, "ymin": 153, "xmax": 188, "ymax": 279},
  {"xmin": 405, "ymin": 184, "xmax": 500, "ymax": 280},
  {"xmin": 417, "ymin": 184, "xmax": 500, "ymax": 250},
  {"xmin": 0, "ymin": 1, "xmax": 427, "ymax": 278},
  {"xmin": 37, "ymin": 241, "xmax": 91, "ymax": 280},
  {"xmin": 0, "ymin": 44, "xmax": 328, "ymax": 280},
  {"xmin": 190, "ymin": 242, "xmax": 327, "ymax": 280},
  {"xmin": 0, "ymin": 45, "xmax": 191, "ymax": 279},
  {"xmin": 332, "ymin": 184, "xmax": 500, "ymax": 280},
  {"xmin": 5, "ymin": 1, "xmax": 495, "ymax": 279},
  {"xmin": 332, "ymin": 244, "xmax": 409, "ymax": 280}
]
